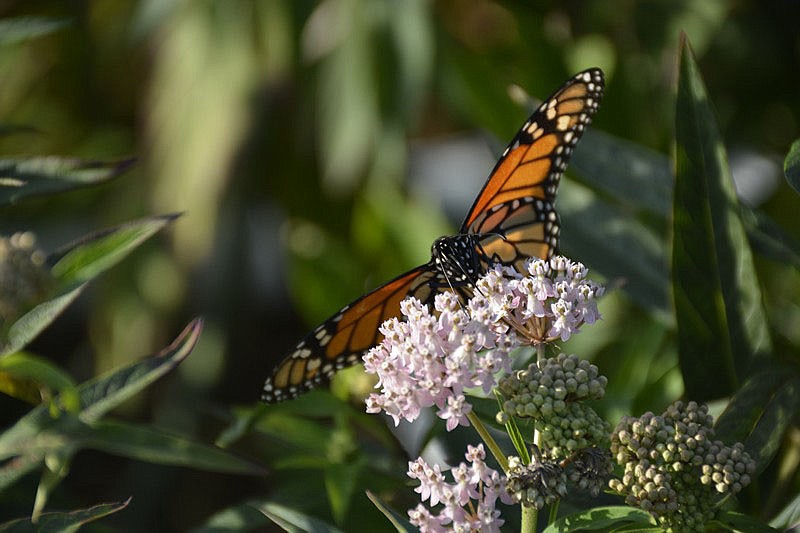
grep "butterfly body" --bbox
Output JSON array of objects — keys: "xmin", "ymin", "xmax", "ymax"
[{"xmin": 262, "ymin": 68, "xmax": 604, "ymax": 403}]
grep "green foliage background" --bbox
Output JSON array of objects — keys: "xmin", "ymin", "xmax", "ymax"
[{"xmin": 1, "ymin": 0, "xmax": 798, "ymax": 530}]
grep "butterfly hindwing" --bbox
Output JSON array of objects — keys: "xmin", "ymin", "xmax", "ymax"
[{"xmin": 262, "ymin": 264, "xmax": 440, "ymax": 402}]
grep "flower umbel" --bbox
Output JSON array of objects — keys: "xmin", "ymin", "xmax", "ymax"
[
  {"xmin": 364, "ymin": 291, "xmax": 513, "ymax": 429},
  {"xmin": 475, "ymin": 257, "xmax": 603, "ymax": 345},
  {"xmin": 407, "ymin": 444, "xmax": 513, "ymax": 533}
]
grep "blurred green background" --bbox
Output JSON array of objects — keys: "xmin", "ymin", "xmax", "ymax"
[{"xmin": 1, "ymin": 0, "xmax": 799, "ymax": 529}]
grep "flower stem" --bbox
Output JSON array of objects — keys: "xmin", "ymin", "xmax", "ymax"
[
  {"xmin": 521, "ymin": 504, "xmax": 538, "ymax": 533},
  {"xmin": 522, "ymin": 343, "xmax": 549, "ymax": 532},
  {"xmin": 467, "ymin": 411, "xmax": 508, "ymax": 472}
]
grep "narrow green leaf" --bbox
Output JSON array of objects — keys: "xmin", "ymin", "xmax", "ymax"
[
  {"xmin": 571, "ymin": 129, "xmax": 673, "ymax": 216},
  {"xmin": 711, "ymin": 510, "xmax": 780, "ymax": 533},
  {"xmin": 78, "ymin": 419, "xmax": 264, "ymax": 475},
  {"xmin": 671, "ymin": 35, "xmax": 772, "ymax": 400},
  {"xmin": 324, "ymin": 460, "xmax": 365, "ymax": 524},
  {"xmin": 0, "ymin": 320, "xmax": 202, "ymax": 462},
  {"xmin": 365, "ymin": 491, "xmax": 413, "ymax": 532},
  {"xmin": 784, "ymin": 138, "xmax": 800, "ymax": 196},
  {"xmin": 769, "ymin": 490, "xmax": 800, "ymax": 530},
  {"xmin": 190, "ymin": 500, "xmax": 272, "ymax": 532},
  {"xmin": 541, "ymin": 506, "xmax": 655, "ymax": 532},
  {"xmin": 0, "ymin": 157, "xmax": 133, "ymax": 206},
  {"xmin": 258, "ymin": 501, "xmax": 345, "ymax": 533},
  {"xmin": 0, "ymin": 498, "xmax": 130, "ymax": 533},
  {"xmin": 78, "ymin": 318, "xmax": 202, "ymax": 422},
  {"xmin": 0, "ymin": 352, "xmax": 79, "ymax": 410},
  {"xmin": 49, "ymin": 213, "xmax": 179, "ymax": 289},
  {"xmin": 0, "ymin": 16, "xmax": 70, "ymax": 46},
  {"xmin": 740, "ymin": 206, "xmax": 800, "ymax": 269},
  {"xmin": 1, "ymin": 215, "xmax": 177, "ymax": 357},
  {"xmin": 0, "ymin": 123, "xmax": 39, "ymax": 138},
  {"xmin": 1, "ymin": 285, "xmax": 85, "ymax": 357},
  {"xmin": 559, "ymin": 183, "xmax": 670, "ymax": 322},
  {"xmin": 713, "ymin": 366, "xmax": 800, "ymax": 471}
]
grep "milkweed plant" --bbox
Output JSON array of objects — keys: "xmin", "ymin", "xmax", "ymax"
[{"xmin": 363, "ymin": 256, "xmax": 755, "ymax": 532}]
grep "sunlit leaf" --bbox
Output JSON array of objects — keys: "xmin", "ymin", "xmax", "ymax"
[
  {"xmin": 366, "ymin": 491, "xmax": 413, "ymax": 532},
  {"xmin": 714, "ymin": 366, "xmax": 800, "ymax": 471},
  {"xmin": 0, "ymin": 498, "xmax": 130, "ymax": 533},
  {"xmin": 258, "ymin": 501, "xmax": 344, "ymax": 533},
  {"xmin": 711, "ymin": 510, "xmax": 780, "ymax": 533},
  {"xmin": 77, "ymin": 419, "xmax": 263, "ymax": 475},
  {"xmin": 770, "ymin": 490, "xmax": 800, "ymax": 531},
  {"xmin": 49, "ymin": 213, "xmax": 179, "ymax": 289},
  {"xmin": 0, "ymin": 16, "xmax": 70, "ymax": 46},
  {"xmin": 671, "ymin": 35, "xmax": 772, "ymax": 400},
  {"xmin": 784, "ymin": 138, "xmax": 800, "ymax": 196},
  {"xmin": 0, "ymin": 157, "xmax": 134, "ymax": 206},
  {"xmin": 1, "ymin": 286, "xmax": 85, "ymax": 358},
  {"xmin": 0, "ymin": 352, "xmax": 79, "ymax": 410},
  {"xmin": 190, "ymin": 500, "xmax": 272, "ymax": 532},
  {"xmin": 542, "ymin": 506, "xmax": 655, "ymax": 532},
  {"xmin": 1, "ymin": 215, "xmax": 178, "ymax": 357},
  {"xmin": 0, "ymin": 319, "xmax": 202, "ymax": 491}
]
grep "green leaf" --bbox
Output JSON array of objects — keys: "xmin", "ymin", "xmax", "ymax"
[
  {"xmin": 0, "ymin": 16, "xmax": 70, "ymax": 46},
  {"xmin": 784, "ymin": 138, "xmax": 800, "ymax": 196},
  {"xmin": 711, "ymin": 510, "xmax": 780, "ymax": 533},
  {"xmin": 571, "ymin": 129, "xmax": 673, "ymax": 216},
  {"xmin": 77, "ymin": 419, "xmax": 263, "ymax": 475},
  {"xmin": 559, "ymin": 183, "xmax": 670, "ymax": 322},
  {"xmin": 770, "ymin": 490, "xmax": 800, "ymax": 530},
  {"xmin": 713, "ymin": 366, "xmax": 800, "ymax": 471},
  {"xmin": 77, "ymin": 318, "xmax": 202, "ymax": 423},
  {"xmin": 671, "ymin": 35, "xmax": 772, "ymax": 400},
  {"xmin": 0, "ymin": 319, "xmax": 202, "ymax": 491},
  {"xmin": 1, "ymin": 285, "xmax": 85, "ymax": 357},
  {"xmin": 258, "ymin": 501, "xmax": 345, "ymax": 533},
  {"xmin": 365, "ymin": 491, "xmax": 414, "ymax": 532},
  {"xmin": 0, "ymin": 352, "xmax": 79, "ymax": 410},
  {"xmin": 324, "ymin": 460, "xmax": 364, "ymax": 524},
  {"xmin": 1, "ymin": 215, "xmax": 177, "ymax": 357},
  {"xmin": 50, "ymin": 213, "xmax": 179, "ymax": 289},
  {"xmin": 190, "ymin": 500, "xmax": 272, "ymax": 532},
  {"xmin": 0, "ymin": 157, "xmax": 133, "ymax": 206},
  {"xmin": 541, "ymin": 506, "xmax": 655, "ymax": 532},
  {"xmin": 0, "ymin": 498, "xmax": 130, "ymax": 533}
]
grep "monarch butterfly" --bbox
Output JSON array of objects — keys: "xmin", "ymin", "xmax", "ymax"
[{"xmin": 262, "ymin": 68, "xmax": 604, "ymax": 403}]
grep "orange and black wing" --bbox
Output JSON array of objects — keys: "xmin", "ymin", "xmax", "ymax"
[
  {"xmin": 262, "ymin": 263, "xmax": 441, "ymax": 403},
  {"xmin": 462, "ymin": 68, "xmax": 604, "ymax": 271}
]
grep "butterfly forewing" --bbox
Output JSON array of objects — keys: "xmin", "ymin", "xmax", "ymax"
[
  {"xmin": 461, "ymin": 68, "xmax": 604, "ymax": 248},
  {"xmin": 262, "ymin": 68, "xmax": 604, "ymax": 403}
]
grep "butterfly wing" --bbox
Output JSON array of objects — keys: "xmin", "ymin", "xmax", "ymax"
[
  {"xmin": 263, "ymin": 69, "xmax": 605, "ymax": 403},
  {"xmin": 462, "ymin": 68, "xmax": 604, "ymax": 270},
  {"xmin": 262, "ymin": 263, "xmax": 441, "ymax": 403}
]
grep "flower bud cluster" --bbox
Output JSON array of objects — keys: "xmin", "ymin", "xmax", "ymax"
[
  {"xmin": 1, "ymin": 232, "xmax": 53, "ymax": 330},
  {"xmin": 609, "ymin": 401, "xmax": 756, "ymax": 529},
  {"xmin": 505, "ymin": 455, "xmax": 567, "ymax": 509},
  {"xmin": 498, "ymin": 353, "xmax": 609, "ymax": 459}
]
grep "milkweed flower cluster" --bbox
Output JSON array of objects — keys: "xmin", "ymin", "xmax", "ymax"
[
  {"xmin": 363, "ymin": 256, "xmax": 604, "ymax": 430},
  {"xmin": 363, "ymin": 290, "xmax": 514, "ymax": 430},
  {"xmin": 407, "ymin": 444, "xmax": 514, "ymax": 532},
  {"xmin": 476, "ymin": 257, "xmax": 604, "ymax": 344}
]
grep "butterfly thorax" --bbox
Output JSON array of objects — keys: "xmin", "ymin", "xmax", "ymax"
[{"xmin": 431, "ymin": 234, "xmax": 486, "ymax": 286}]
